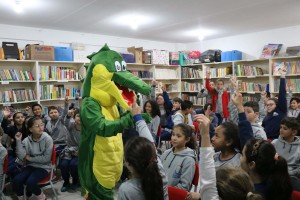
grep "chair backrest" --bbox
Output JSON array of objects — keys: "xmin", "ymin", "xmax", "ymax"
[
  {"xmin": 293, "ymin": 190, "xmax": 300, "ymax": 200},
  {"xmin": 3, "ymin": 154, "xmax": 8, "ymax": 175},
  {"xmin": 51, "ymin": 144, "xmax": 56, "ymax": 165},
  {"xmin": 192, "ymin": 163, "xmax": 199, "ymax": 187},
  {"xmin": 168, "ymin": 186, "xmax": 188, "ymax": 200}
]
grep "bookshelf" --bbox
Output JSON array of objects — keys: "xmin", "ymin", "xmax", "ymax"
[{"xmin": 0, "ymin": 60, "xmax": 86, "ymax": 109}]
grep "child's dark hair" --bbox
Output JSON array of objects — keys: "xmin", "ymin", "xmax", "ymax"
[
  {"xmin": 181, "ymin": 100, "xmax": 193, "ymax": 110},
  {"xmin": 143, "ymin": 100, "xmax": 161, "ymax": 118},
  {"xmin": 204, "ymin": 103, "xmax": 212, "ymax": 111},
  {"xmin": 48, "ymin": 106, "xmax": 59, "ymax": 114},
  {"xmin": 280, "ymin": 117, "xmax": 300, "ymax": 131},
  {"xmin": 173, "ymin": 97, "xmax": 183, "ymax": 104},
  {"xmin": 27, "ymin": 117, "xmax": 43, "ymax": 134},
  {"xmin": 125, "ymin": 137, "xmax": 164, "ymax": 200},
  {"xmin": 31, "ymin": 103, "xmax": 42, "ymax": 111},
  {"xmin": 290, "ymin": 97, "xmax": 300, "ymax": 104},
  {"xmin": 0, "ymin": 127, "xmax": 4, "ymax": 137},
  {"xmin": 219, "ymin": 122, "xmax": 240, "ymax": 151},
  {"xmin": 173, "ymin": 123, "xmax": 196, "ymax": 150},
  {"xmin": 216, "ymin": 167, "xmax": 263, "ymax": 200},
  {"xmin": 244, "ymin": 101, "xmax": 259, "ymax": 112},
  {"xmin": 244, "ymin": 139, "xmax": 292, "ymax": 200},
  {"xmin": 74, "ymin": 108, "xmax": 80, "ymax": 117},
  {"xmin": 216, "ymin": 79, "xmax": 224, "ymax": 84},
  {"xmin": 13, "ymin": 112, "xmax": 24, "ymax": 121},
  {"xmin": 156, "ymin": 94, "xmax": 171, "ymax": 116}
]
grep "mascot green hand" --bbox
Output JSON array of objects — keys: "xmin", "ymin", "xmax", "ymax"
[{"xmin": 79, "ymin": 44, "xmax": 151, "ymax": 200}]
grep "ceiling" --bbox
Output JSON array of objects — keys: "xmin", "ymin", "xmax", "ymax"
[{"xmin": 0, "ymin": 0, "xmax": 300, "ymax": 43}]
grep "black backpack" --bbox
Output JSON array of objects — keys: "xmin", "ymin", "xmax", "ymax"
[{"xmin": 200, "ymin": 50, "xmax": 222, "ymax": 63}]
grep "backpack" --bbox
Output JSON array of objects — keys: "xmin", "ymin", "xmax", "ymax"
[{"xmin": 200, "ymin": 49, "xmax": 222, "ymax": 63}]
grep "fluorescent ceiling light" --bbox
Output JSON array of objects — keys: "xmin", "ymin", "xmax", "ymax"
[
  {"xmin": 0, "ymin": 0, "xmax": 42, "ymax": 13},
  {"xmin": 110, "ymin": 13, "xmax": 155, "ymax": 30},
  {"xmin": 185, "ymin": 28, "xmax": 216, "ymax": 40}
]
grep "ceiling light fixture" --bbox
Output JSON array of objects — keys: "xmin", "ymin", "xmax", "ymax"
[
  {"xmin": 14, "ymin": 0, "xmax": 23, "ymax": 14},
  {"xmin": 198, "ymin": 34, "xmax": 204, "ymax": 40}
]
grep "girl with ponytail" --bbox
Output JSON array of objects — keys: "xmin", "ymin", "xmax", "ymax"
[
  {"xmin": 118, "ymin": 101, "xmax": 167, "ymax": 200},
  {"xmin": 241, "ymin": 139, "xmax": 292, "ymax": 200}
]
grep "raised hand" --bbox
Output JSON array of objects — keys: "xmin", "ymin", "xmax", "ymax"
[
  {"xmin": 15, "ymin": 132, "xmax": 22, "ymax": 141},
  {"xmin": 65, "ymin": 95, "xmax": 69, "ymax": 104},
  {"xmin": 2, "ymin": 107, "xmax": 10, "ymax": 119},
  {"xmin": 279, "ymin": 67, "xmax": 287, "ymax": 77},
  {"xmin": 194, "ymin": 114, "xmax": 210, "ymax": 136},
  {"xmin": 205, "ymin": 105, "xmax": 212, "ymax": 118}
]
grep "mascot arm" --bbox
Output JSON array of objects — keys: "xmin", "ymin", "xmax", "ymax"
[{"xmin": 82, "ymin": 99, "xmax": 134, "ymax": 137}]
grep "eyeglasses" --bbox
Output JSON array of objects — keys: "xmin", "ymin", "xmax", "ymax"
[{"xmin": 32, "ymin": 123, "xmax": 45, "ymax": 128}]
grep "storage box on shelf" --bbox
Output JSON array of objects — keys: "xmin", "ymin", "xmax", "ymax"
[
  {"xmin": 270, "ymin": 56, "xmax": 300, "ymax": 95},
  {"xmin": 0, "ymin": 60, "xmax": 38, "ymax": 107}
]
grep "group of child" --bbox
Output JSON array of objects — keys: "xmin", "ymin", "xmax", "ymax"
[
  {"xmin": 0, "ymin": 94, "xmax": 81, "ymax": 200},
  {"xmin": 0, "ymin": 66, "xmax": 299, "ymax": 200}
]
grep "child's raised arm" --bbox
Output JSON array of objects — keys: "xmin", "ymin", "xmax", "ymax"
[{"xmin": 277, "ymin": 69, "xmax": 287, "ymax": 114}]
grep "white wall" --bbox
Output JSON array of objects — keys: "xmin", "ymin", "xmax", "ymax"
[
  {"xmin": 186, "ymin": 25, "xmax": 300, "ymax": 60},
  {"xmin": 0, "ymin": 24, "xmax": 184, "ymax": 61}
]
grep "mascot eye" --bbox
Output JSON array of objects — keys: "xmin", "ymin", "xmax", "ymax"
[
  {"xmin": 121, "ymin": 61, "xmax": 127, "ymax": 71},
  {"xmin": 115, "ymin": 61, "xmax": 121, "ymax": 72}
]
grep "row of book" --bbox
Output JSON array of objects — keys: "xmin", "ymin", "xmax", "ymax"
[
  {"xmin": 181, "ymin": 94, "xmax": 206, "ymax": 106},
  {"xmin": 181, "ymin": 67, "xmax": 202, "ymax": 79},
  {"xmin": 243, "ymin": 96, "xmax": 259, "ymax": 102},
  {"xmin": 208, "ymin": 67, "xmax": 232, "ymax": 78},
  {"xmin": 236, "ymin": 81, "xmax": 264, "ymax": 92},
  {"xmin": 0, "ymin": 69, "xmax": 34, "ymax": 81},
  {"xmin": 234, "ymin": 65, "xmax": 265, "ymax": 76},
  {"xmin": 130, "ymin": 70, "xmax": 153, "ymax": 79},
  {"xmin": 274, "ymin": 79, "xmax": 300, "ymax": 93},
  {"xmin": 273, "ymin": 61, "xmax": 300, "ymax": 75},
  {"xmin": 40, "ymin": 85, "xmax": 79, "ymax": 100},
  {"xmin": 39, "ymin": 66, "xmax": 81, "ymax": 80},
  {"xmin": 1, "ymin": 89, "xmax": 36, "ymax": 103},
  {"xmin": 155, "ymin": 69, "xmax": 179, "ymax": 79},
  {"xmin": 181, "ymin": 82, "xmax": 202, "ymax": 92}
]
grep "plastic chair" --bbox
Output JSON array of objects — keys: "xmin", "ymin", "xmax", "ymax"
[
  {"xmin": 1, "ymin": 154, "xmax": 8, "ymax": 191},
  {"xmin": 168, "ymin": 186, "xmax": 188, "ymax": 200},
  {"xmin": 293, "ymin": 190, "xmax": 300, "ymax": 200},
  {"xmin": 191, "ymin": 163, "xmax": 199, "ymax": 192},
  {"xmin": 24, "ymin": 144, "xmax": 58, "ymax": 200}
]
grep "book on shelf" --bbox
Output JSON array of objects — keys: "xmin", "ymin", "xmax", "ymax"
[
  {"xmin": 181, "ymin": 94, "xmax": 206, "ymax": 106},
  {"xmin": 129, "ymin": 70, "xmax": 153, "ymax": 79},
  {"xmin": 181, "ymin": 82, "xmax": 202, "ymax": 92},
  {"xmin": 260, "ymin": 44, "xmax": 283, "ymax": 59},
  {"xmin": 273, "ymin": 61, "xmax": 299, "ymax": 75},
  {"xmin": 207, "ymin": 66, "xmax": 232, "ymax": 78},
  {"xmin": 236, "ymin": 80, "xmax": 264, "ymax": 92},
  {"xmin": 0, "ymin": 69, "xmax": 34, "ymax": 81},
  {"xmin": 40, "ymin": 85, "xmax": 79, "ymax": 100},
  {"xmin": 40, "ymin": 65, "xmax": 80, "ymax": 80},
  {"xmin": 155, "ymin": 68, "xmax": 179, "ymax": 79},
  {"xmin": 181, "ymin": 67, "xmax": 202, "ymax": 79},
  {"xmin": 234, "ymin": 64, "xmax": 264, "ymax": 76},
  {"xmin": 274, "ymin": 79, "xmax": 300, "ymax": 93},
  {"xmin": 243, "ymin": 96, "xmax": 259, "ymax": 102},
  {"xmin": 1, "ymin": 88, "xmax": 36, "ymax": 103}
]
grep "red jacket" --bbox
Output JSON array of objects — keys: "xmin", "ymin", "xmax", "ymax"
[{"xmin": 206, "ymin": 78, "xmax": 229, "ymax": 118}]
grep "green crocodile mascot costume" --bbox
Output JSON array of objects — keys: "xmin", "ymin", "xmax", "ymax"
[{"xmin": 79, "ymin": 44, "xmax": 151, "ymax": 200}]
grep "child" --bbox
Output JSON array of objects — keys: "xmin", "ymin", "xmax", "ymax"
[
  {"xmin": 172, "ymin": 100, "xmax": 194, "ymax": 126},
  {"xmin": 212, "ymin": 122, "xmax": 241, "ymax": 169},
  {"xmin": 160, "ymin": 123, "xmax": 196, "ymax": 191},
  {"xmin": 1, "ymin": 110, "xmax": 27, "ymax": 178},
  {"xmin": 0, "ymin": 127, "xmax": 7, "ymax": 200},
  {"xmin": 60, "ymin": 105, "xmax": 81, "ymax": 192},
  {"xmin": 262, "ymin": 69, "xmax": 287, "ymax": 139},
  {"xmin": 45, "ymin": 96, "xmax": 69, "ymax": 152},
  {"xmin": 160, "ymin": 97, "xmax": 183, "ymax": 141},
  {"xmin": 13, "ymin": 117, "xmax": 53, "ymax": 200},
  {"xmin": 287, "ymin": 97, "xmax": 300, "ymax": 118},
  {"xmin": 197, "ymin": 80, "xmax": 215, "ymax": 104},
  {"xmin": 31, "ymin": 103, "xmax": 49, "ymax": 124},
  {"xmin": 206, "ymin": 72, "xmax": 229, "ymax": 124},
  {"xmin": 143, "ymin": 100, "xmax": 161, "ymax": 141},
  {"xmin": 230, "ymin": 100, "xmax": 267, "ymax": 140},
  {"xmin": 118, "ymin": 101, "xmax": 168, "ymax": 200},
  {"xmin": 258, "ymin": 91, "xmax": 271, "ymax": 122},
  {"xmin": 272, "ymin": 117, "xmax": 300, "ymax": 177},
  {"xmin": 188, "ymin": 114, "xmax": 263, "ymax": 200}
]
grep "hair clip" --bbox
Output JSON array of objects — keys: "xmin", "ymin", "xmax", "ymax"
[{"xmin": 251, "ymin": 140, "xmax": 264, "ymax": 158}]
